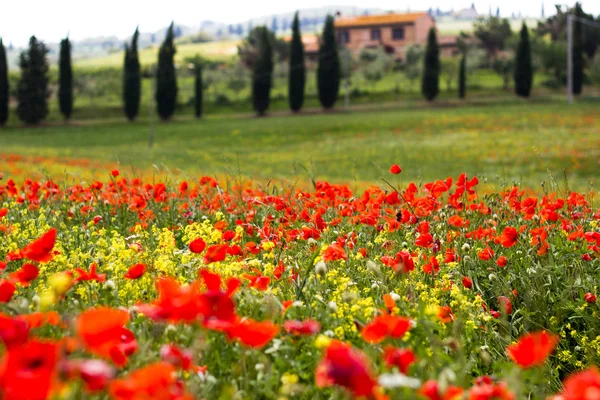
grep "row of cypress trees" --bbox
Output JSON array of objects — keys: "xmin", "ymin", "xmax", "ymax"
[
  {"xmin": 425, "ymin": 22, "xmax": 535, "ymax": 102},
  {"xmin": 252, "ymin": 13, "xmax": 341, "ymax": 116}
]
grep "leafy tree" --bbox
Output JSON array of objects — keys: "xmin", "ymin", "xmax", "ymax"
[
  {"xmin": 194, "ymin": 65, "xmax": 202, "ymax": 118},
  {"xmin": 590, "ymin": 52, "xmax": 600, "ymax": 85},
  {"xmin": 514, "ymin": 23, "xmax": 533, "ymax": 98},
  {"xmin": 58, "ymin": 37, "xmax": 73, "ymax": 120},
  {"xmin": 317, "ymin": 15, "xmax": 340, "ymax": 109},
  {"xmin": 572, "ymin": 3, "xmax": 584, "ymax": 95},
  {"xmin": 360, "ymin": 47, "xmax": 394, "ymax": 90},
  {"xmin": 238, "ymin": 28, "xmax": 288, "ymax": 69},
  {"xmin": 123, "ymin": 28, "xmax": 141, "ymax": 121},
  {"xmin": 536, "ymin": 4, "xmax": 600, "ymax": 59},
  {"xmin": 458, "ymin": 53, "xmax": 466, "ymax": 98},
  {"xmin": 493, "ymin": 53, "xmax": 514, "ymax": 90},
  {"xmin": 252, "ymin": 27, "xmax": 273, "ymax": 116},
  {"xmin": 0, "ymin": 39, "xmax": 8, "ymax": 126},
  {"xmin": 533, "ymin": 40, "xmax": 567, "ymax": 85},
  {"xmin": 441, "ymin": 57, "xmax": 459, "ymax": 91},
  {"xmin": 473, "ymin": 16, "xmax": 512, "ymax": 58},
  {"xmin": 17, "ymin": 36, "xmax": 49, "ymax": 125},
  {"xmin": 156, "ymin": 22, "xmax": 178, "ymax": 121},
  {"xmin": 421, "ymin": 28, "xmax": 440, "ymax": 101},
  {"xmin": 288, "ymin": 11, "xmax": 305, "ymax": 112},
  {"xmin": 227, "ymin": 62, "xmax": 247, "ymax": 100},
  {"xmin": 404, "ymin": 45, "xmax": 423, "ymax": 92}
]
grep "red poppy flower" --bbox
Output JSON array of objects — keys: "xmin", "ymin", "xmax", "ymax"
[
  {"xmin": 20, "ymin": 228, "xmax": 57, "ymax": 263},
  {"xmin": 323, "ymin": 244, "xmax": 347, "ymax": 262},
  {"xmin": 17, "ymin": 311, "xmax": 61, "ymax": 329},
  {"xmin": 189, "ymin": 237, "xmax": 206, "ymax": 254},
  {"xmin": 0, "ymin": 261, "xmax": 6, "ymax": 270},
  {"xmin": 204, "ymin": 244, "xmax": 229, "ymax": 263},
  {"xmin": 283, "ymin": 319, "xmax": 321, "ymax": 336},
  {"xmin": 585, "ymin": 292, "xmax": 597, "ymax": 303},
  {"xmin": 197, "ymin": 269, "xmax": 240, "ymax": 326},
  {"xmin": 0, "ymin": 339, "xmax": 59, "ymax": 400},
  {"xmin": 390, "ymin": 164, "xmax": 402, "ymax": 174},
  {"xmin": 160, "ymin": 344, "xmax": 193, "ymax": 370},
  {"xmin": 76, "ymin": 307, "xmax": 137, "ymax": 367},
  {"xmin": 0, "ymin": 313, "xmax": 29, "ymax": 348},
  {"xmin": 496, "ymin": 256, "xmax": 508, "ymax": 267},
  {"xmin": 497, "ymin": 296, "xmax": 513, "ymax": 315},
  {"xmin": 462, "ymin": 276, "xmax": 473, "ymax": 289},
  {"xmin": 74, "ymin": 263, "xmax": 106, "ymax": 283},
  {"xmin": 0, "ymin": 279, "xmax": 16, "ymax": 303},
  {"xmin": 136, "ymin": 277, "xmax": 204, "ymax": 323},
  {"xmin": 316, "ymin": 340, "xmax": 378, "ymax": 397},
  {"xmin": 469, "ymin": 381, "xmax": 514, "ymax": 400},
  {"xmin": 499, "ymin": 227, "xmax": 519, "ymax": 248},
  {"xmin": 419, "ymin": 380, "xmax": 464, "ymax": 400},
  {"xmin": 0, "ymin": 208, "xmax": 7, "ymax": 218},
  {"xmin": 124, "ymin": 263, "xmax": 146, "ymax": 280},
  {"xmin": 561, "ymin": 367, "xmax": 600, "ymax": 400},
  {"xmin": 438, "ymin": 306, "xmax": 455, "ymax": 323},
  {"xmin": 478, "ymin": 247, "xmax": 495, "ymax": 261},
  {"xmin": 383, "ymin": 347, "xmax": 416, "ymax": 374},
  {"xmin": 109, "ymin": 362, "xmax": 192, "ymax": 400},
  {"xmin": 361, "ymin": 315, "xmax": 412, "ymax": 343},
  {"xmin": 506, "ymin": 331, "xmax": 558, "ymax": 368},
  {"xmin": 111, "ymin": 170, "xmax": 120, "ymax": 177},
  {"xmin": 10, "ymin": 263, "xmax": 39, "ymax": 286},
  {"xmin": 227, "ymin": 318, "xmax": 279, "ymax": 348},
  {"xmin": 65, "ymin": 359, "xmax": 115, "ymax": 393}
]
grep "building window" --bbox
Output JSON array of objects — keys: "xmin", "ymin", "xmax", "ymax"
[
  {"xmin": 371, "ymin": 28, "xmax": 381, "ymax": 41},
  {"xmin": 338, "ymin": 30, "xmax": 350, "ymax": 44},
  {"xmin": 392, "ymin": 27, "xmax": 405, "ymax": 40}
]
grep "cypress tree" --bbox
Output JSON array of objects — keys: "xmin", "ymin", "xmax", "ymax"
[
  {"xmin": 0, "ymin": 39, "xmax": 8, "ymax": 127},
  {"xmin": 252, "ymin": 27, "xmax": 273, "ymax": 116},
  {"xmin": 514, "ymin": 22, "xmax": 533, "ymax": 98},
  {"xmin": 421, "ymin": 28, "xmax": 440, "ymax": 101},
  {"xmin": 17, "ymin": 36, "xmax": 49, "ymax": 125},
  {"xmin": 317, "ymin": 15, "xmax": 340, "ymax": 109},
  {"xmin": 156, "ymin": 23, "xmax": 178, "ymax": 121},
  {"xmin": 123, "ymin": 28, "xmax": 141, "ymax": 121},
  {"xmin": 194, "ymin": 64, "xmax": 202, "ymax": 118},
  {"xmin": 573, "ymin": 3, "xmax": 584, "ymax": 95},
  {"xmin": 58, "ymin": 36, "xmax": 73, "ymax": 120},
  {"xmin": 458, "ymin": 53, "xmax": 466, "ymax": 99},
  {"xmin": 289, "ymin": 11, "xmax": 305, "ymax": 112}
]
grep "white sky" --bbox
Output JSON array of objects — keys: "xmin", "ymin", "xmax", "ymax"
[{"xmin": 1, "ymin": 0, "xmax": 598, "ymax": 46}]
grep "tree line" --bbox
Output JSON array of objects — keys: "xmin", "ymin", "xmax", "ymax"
[{"xmin": 0, "ymin": 4, "xmax": 595, "ymax": 126}]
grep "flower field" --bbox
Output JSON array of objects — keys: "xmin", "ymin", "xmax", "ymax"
[{"xmin": 0, "ymin": 165, "xmax": 599, "ymax": 400}]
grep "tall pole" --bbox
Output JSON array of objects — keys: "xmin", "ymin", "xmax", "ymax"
[{"xmin": 567, "ymin": 14, "xmax": 574, "ymax": 105}]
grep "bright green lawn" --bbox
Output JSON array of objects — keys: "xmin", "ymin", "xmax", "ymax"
[{"xmin": 0, "ymin": 101, "xmax": 598, "ymax": 191}]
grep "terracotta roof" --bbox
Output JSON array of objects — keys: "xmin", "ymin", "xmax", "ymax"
[{"xmin": 334, "ymin": 12, "xmax": 429, "ymax": 28}]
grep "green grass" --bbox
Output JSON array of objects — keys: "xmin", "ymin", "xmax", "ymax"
[
  {"xmin": 74, "ymin": 40, "xmax": 240, "ymax": 68},
  {"xmin": 0, "ymin": 101, "xmax": 598, "ymax": 191}
]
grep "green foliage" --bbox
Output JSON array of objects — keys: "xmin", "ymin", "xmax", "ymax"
[
  {"xmin": 194, "ymin": 65, "xmax": 202, "ymax": 118},
  {"xmin": 227, "ymin": 63, "xmax": 247, "ymax": 99},
  {"xmin": 123, "ymin": 28, "xmax": 141, "ymax": 121},
  {"xmin": 572, "ymin": 3, "xmax": 584, "ymax": 95},
  {"xmin": 441, "ymin": 57, "xmax": 459, "ymax": 91},
  {"xmin": 493, "ymin": 54, "xmax": 515, "ymax": 90},
  {"xmin": 58, "ymin": 37, "xmax": 73, "ymax": 120},
  {"xmin": 459, "ymin": 54, "xmax": 467, "ymax": 98},
  {"xmin": 17, "ymin": 36, "xmax": 49, "ymax": 125},
  {"xmin": 288, "ymin": 11, "xmax": 305, "ymax": 112},
  {"xmin": 238, "ymin": 27, "xmax": 288, "ymax": 70},
  {"xmin": 0, "ymin": 39, "xmax": 8, "ymax": 126},
  {"xmin": 533, "ymin": 40, "xmax": 567, "ymax": 85},
  {"xmin": 535, "ymin": 4, "xmax": 600, "ymax": 59},
  {"xmin": 473, "ymin": 16, "xmax": 513, "ymax": 57},
  {"xmin": 404, "ymin": 45, "xmax": 423, "ymax": 93},
  {"xmin": 590, "ymin": 53, "xmax": 600, "ymax": 84},
  {"xmin": 251, "ymin": 27, "xmax": 273, "ymax": 116},
  {"xmin": 360, "ymin": 47, "xmax": 394, "ymax": 90},
  {"xmin": 317, "ymin": 15, "xmax": 340, "ymax": 109},
  {"xmin": 421, "ymin": 28, "xmax": 440, "ymax": 101},
  {"xmin": 514, "ymin": 23, "xmax": 533, "ymax": 98},
  {"xmin": 156, "ymin": 22, "xmax": 178, "ymax": 121}
]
